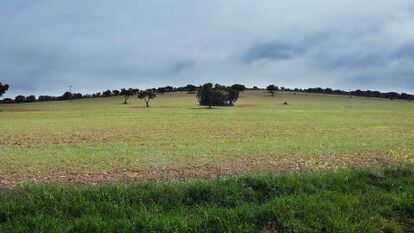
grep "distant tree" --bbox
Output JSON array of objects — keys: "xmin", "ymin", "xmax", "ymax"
[
  {"xmin": 231, "ymin": 84, "xmax": 246, "ymax": 92},
  {"xmin": 324, "ymin": 88, "xmax": 333, "ymax": 94},
  {"xmin": 137, "ymin": 90, "xmax": 156, "ymax": 107},
  {"xmin": 165, "ymin": 86, "xmax": 174, "ymax": 92},
  {"xmin": 185, "ymin": 84, "xmax": 197, "ymax": 94},
  {"xmin": 253, "ymin": 86, "xmax": 259, "ymax": 90},
  {"xmin": 25, "ymin": 95, "xmax": 36, "ymax": 102},
  {"xmin": 112, "ymin": 90, "xmax": 120, "ymax": 96},
  {"xmin": 61, "ymin": 91, "xmax": 73, "ymax": 100},
  {"xmin": 73, "ymin": 93, "xmax": 83, "ymax": 99},
  {"xmin": 196, "ymin": 83, "xmax": 240, "ymax": 108},
  {"xmin": 0, "ymin": 82, "xmax": 9, "ymax": 98},
  {"xmin": 1, "ymin": 98, "xmax": 13, "ymax": 104},
  {"xmin": 156, "ymin": 86, "xmax": 173, "ymax": 93},
  {"xmin": 38, "ymin": 95, "xmax": 55, "ymax": 102},
  {"xmin": 266, "ymin": 85, "xmax": 279, "ymax": 96},
  {"xmin": 102, "ymin": 90, "xmax": 112, "ymax": 97},
  {"xmin": 401, "ymin": 93, "xmax": 412, "ymax": 101},
  {"xmin": 197, "ymin": 84, "xmax": 221, "ymax": 108},
  {"xmin": 38, "ymin": 95, "xmax": 46, "ymax": 101},
  {"xmin": 120, "ymin": 88, "xmax": 137, "ymax": 104},
  {"xmin": 157, "ymin": 87, "xmax": 167, "ymax": 94},
  {"xmin": 15, "ymin": 95, "xmax": 26, "ymax": 103},
  {"xmin": 227, "ymin": 88, "xmax": 240, "ymax": 105}
]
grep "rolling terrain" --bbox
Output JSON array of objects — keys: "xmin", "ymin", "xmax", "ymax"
[
  {"xmin": 1, "ymin": 91, "xmax": 414, "ymax": 232},
  {"xmin": 0, "ymin": 91, "xmax": 412, "ymax": 187}
]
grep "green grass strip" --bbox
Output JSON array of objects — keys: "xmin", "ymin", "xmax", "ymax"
[{"xmin": 0, "ymin": 167, "xmax": 413, "ymax": 232}]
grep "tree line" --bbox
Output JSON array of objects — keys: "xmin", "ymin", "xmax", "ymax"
[
  {"xmin": 1, "ymin": 82, "xmax": 413, "ymax": 106},
  {"xmin": 281, "ymin": 86, "xmax": 414, "ymax": 100}
]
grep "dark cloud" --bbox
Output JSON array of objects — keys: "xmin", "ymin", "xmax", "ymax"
[{"xmin": 1, "ymin": 0, "xmax": 414, "ymax": 97}]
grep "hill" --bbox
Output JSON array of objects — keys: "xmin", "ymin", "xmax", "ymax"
[{"xmin": 0, "ymin": 91, "xmax": 412, "ymax": 187}]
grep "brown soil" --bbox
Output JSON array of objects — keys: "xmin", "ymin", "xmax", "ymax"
[
  {"xmin": 397, "ymin": 216, "xmax": 414, "ymax": 233},
  {"xmin": 0, "ymin": 131, "xmax": 121, "ymax": 146},
  {"xmin": 0, "ymin": 152, "xmax": 399, "ymax": 189}
]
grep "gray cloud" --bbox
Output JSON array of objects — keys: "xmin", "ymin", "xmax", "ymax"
[
  {"xmin": 242, "ymin": 42, "xmax": 304, "ymax": 62},
  {"xmin": 166, "ymin": 61, "xmax": 194, "ymax": 75},
  {"xmin": 1, "ymin": 0, "xmax": 414, "ymax": 97}
]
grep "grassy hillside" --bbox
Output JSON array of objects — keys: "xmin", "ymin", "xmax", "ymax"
[
  {"xmin": 0, "ymin": 91, "xmax": 413, "ymax": 186},
  {"xmin": 0, "ymin": 167, "xmax": 413, "ymax": 232}
]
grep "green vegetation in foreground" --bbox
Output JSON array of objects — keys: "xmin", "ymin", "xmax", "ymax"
[
  {"xmin": 0, "ymin": 91, "xmax": 413, "ymax": 179},
  {"xmin": 1, "ymin": 167, "xmax": 413, "ymax": 233}
]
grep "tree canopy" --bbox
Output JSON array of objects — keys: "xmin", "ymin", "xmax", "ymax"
[
  {"xmin": 185, "ymin": 84, "xmax": 198, "ymax": 94},
  {"xmin": 120, "ymin": 88, "xmax": 138, "ymax": 104},
  {"xmin": 102, "ymin": 90, "xmax": 112, "ymax": 97},
  {"xmin": 231, "ymin": 84, "xmax": 246, "ymax": 92},
  {"xmin": 197, "ymin": 83, "xmax": 240, "ymax": 108},
  {"xmin": 266, "ymin": 85, "xmax": 279, "ymax": 96},
  {"xmin": 137, "ymin": 90, "xmax": 157, "ymax": 107},
  {"xmin": 0, "ymin": 83, "xmax": 9, "ymax": 98}
]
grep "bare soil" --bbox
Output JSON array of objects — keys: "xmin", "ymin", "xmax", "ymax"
[{"xmin": 0, "ymin": 152, "xmax": 398, "ymax": 189}]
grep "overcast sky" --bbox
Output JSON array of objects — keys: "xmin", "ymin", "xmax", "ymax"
[{"xmin": 1, "ymin": 0, "xmax": 414, "ymax": 97}]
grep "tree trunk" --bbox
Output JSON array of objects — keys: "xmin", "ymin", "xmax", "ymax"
[
  {"xmin": 145, "ymin": 100, "xmax": 149, "ymax": 107},
  {"xmin": 123, "ymin": 96, "xmax": 129, "ymax": 104}
]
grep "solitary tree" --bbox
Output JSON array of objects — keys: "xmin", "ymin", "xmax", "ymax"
[
  {"xmin": 197, "ymin": 83, "xmax": 240, "ymax": 108},
  {"xmin": 137, "ymin": 90, "xmax": 156, "ymax": 107},
  {"xmin": 266, "ymin": 85, "xmax": 279, "ymax": 96},
  {"xmin": 0, "ymin": 83, "xmax": 9, "ymax": 98},
  {"xmin": 120, "ymin": 88, "xmax": 137, "ymax": 104}
]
